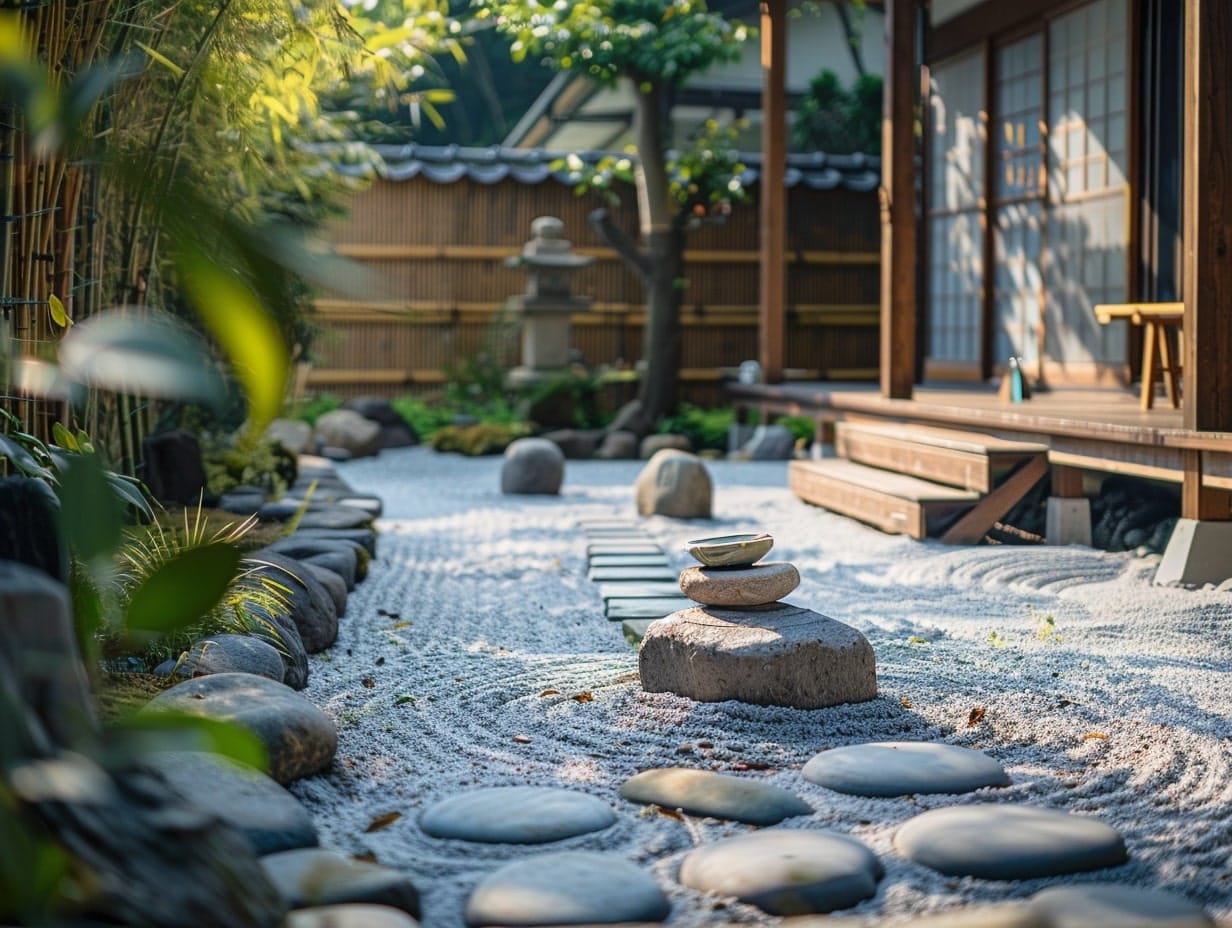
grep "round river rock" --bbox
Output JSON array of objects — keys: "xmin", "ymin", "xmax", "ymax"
[
  {"xmin": 420, "ymin": 786, "xmax": 616, "ymax": 844},
  {"xmin": 465, "ymin": 850, "xmax": 670, "ymax": 926},
  {"xmin": 895, "ymin": 803, "xmax": 1128, "ymax": 880},
  {"xmin": 678, "ymin": 562, "xmax": 800, "ymax": 606},
  {"xmin": 678, "ymin": 828, "xmax": 883, "ymax": 915},
  {"xmin": 802, "ymin": 741, "xmax": 1010, "ymax": 796},
  {"xmin": 618, "ymin": 767, "xmax": 811, "ymax": 825},
  {"xmin": 639, "ymin": 605, "xmax": 876, "ymax": 708}
]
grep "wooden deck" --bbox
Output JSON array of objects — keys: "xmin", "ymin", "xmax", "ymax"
[{"xmin": 728, "ymin": 381, "xmax": 1232, "ymax": 491}]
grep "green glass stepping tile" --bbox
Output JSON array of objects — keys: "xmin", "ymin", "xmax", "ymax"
[
  {"xmin": 578, "ymin": 520, "xmax": 639, "ymax": 531},
  {"xmin": 587, "ymin": 543, "xmax": 664, "ymax": 556},
  {"xmin": 588, "ymin": 566, "xmax": 676, "ymax": 582},
  {"xmin": 621, "ymin": 619, "xmax": 658, "ymax": 647},
  {"xmin": 598, "ymin": 581, "xmax": 683, "ymax": 601},
  {"xmin": 606, "ymin": 597, "xmax": 691, "ymax": 620},
  {"xmin": 588, "ymin": 554, "xmax": 671, "ymax": 569}
]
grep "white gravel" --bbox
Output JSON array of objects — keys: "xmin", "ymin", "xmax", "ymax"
[{"xmin": 291, "ymin": 446, "xmax": 1232, "ymax": 927}]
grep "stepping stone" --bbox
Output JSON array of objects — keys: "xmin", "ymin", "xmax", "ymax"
[
  {"xmin": 588, "ymin": 542, "xmax": 664, "ymax": 556},
  {"xmin": 584, "ymin": 528, "xmax": 647, "ymax": 539},
  {"xmin": 286, "ymin": 905, "xmax": 418, "ymax": 928},
  {"xmin": 588, "ymin": 554, "xmax": 670, "ymax": 568},
  {"xmin": 294, "ymin": 527, "xmax": 378, "ymax": 557},
  {"xmin": 802, "ymin": 741, "xmax": 1010, "ymax": 797},
  {"xmin": 579, "ymin": 520, "xmax": 639, "ymax": 531},
  {"xmin": 678, "ymin": 562, "xmax": 800, "ymax": 607},
  {"xmin": 895, "ymin": 804, "xmax": 1128, "ymax": 880},
  {"xmin": 1028, "ymin": 883, "xmax": 1214, "ymax": 928},
  {"xmin": 619, "ymin": 768, "xmax": 811, "ymax": 825},
  {"xmin": 146, "ymin": 751, "xmax": 317, "ymax": 855},
  {"xmin": 588, "ymin": 566, "xmax": 676, "ymax": 582},
  {"xmin": 301, "ymin": 550, "xmax": 358, "ymax": 591},
  {"xmin": 153, "ymin": 633, "xmax": 285, "ymax": 683},
  {"xmin": 598, "ymin": 582, "xmax": 684, "ymax": 601},
  {"xmin": 622, "ymin": 619, "xmax": 657, "ymax": 646},
  {"xmin": 639, "ymin": 605, "xmax": 877, "ymax": 709},
  {"xmin": 420, "ymin": 786, "xmax": 616, "ymax": 844},
  {"xmin": 144, "ymin": 673, "xmax": 337, "ymax": 785},
  {"xmin": 336, "ymin": 496, "xmax": 382, "ymax": 518},
  {"xmin": 465, "ymin": 851, "xmax": 669, "ymax": 927},
  {"xmin": 678, "ymin": 829, "xmax": 882, "ymax": 915},
  {"xmin": 605, "ymin": 597, "xmax": 691, "ymax": 620},
  {"xmin": 259, "ymin": 502, "xmax": 373, "ymax": 530},
  {"xmin": 892, "ymin": 903, "xmax": 1044, "ymax": 927},
  {"xmin": 261, "ymin": 848, "xmax": 419, "ymax": 917}
]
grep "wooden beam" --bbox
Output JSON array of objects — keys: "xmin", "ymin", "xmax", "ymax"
[
  {"xmin": 759, "ymin": 0, "xmax": 787, "ymax": 384},
  {"xmin": 880, "ymin": 0, "xmax": 918, "ymax": 399}
]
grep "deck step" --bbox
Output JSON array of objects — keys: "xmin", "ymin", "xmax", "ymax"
[
  {"xmin": 789, "ymin": 459, "xmax": 980, "ymax": 539},
  {"xmin": 836, "ymin": 421, "xmax": 1048, "ymax": 492}
]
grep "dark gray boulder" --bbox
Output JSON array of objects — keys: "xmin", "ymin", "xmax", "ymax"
[
  {"xmin": 247, "ymin": 552, "xmax": 339, "ymax": 653},
  {"xmin": 153, "ymin": 634, "xmax": 285, "ymax": 684},
  {"xmin": 141, "ymin": 429, "xmax": 207, "ymax": 505},
  {"xmin": 0, "ymin": 477, "xmax": 68, "ymax": 582}
]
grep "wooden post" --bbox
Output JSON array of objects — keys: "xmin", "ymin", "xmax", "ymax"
[
  {"xmin": 1181, "ymin": 0, "xmax": 1232, "ymax": 517},
  {"xmin": 759, "ymin": 0, "xmax": 786, "ymax": 385},
  {"xmin": 880, "ymin": 0, "xmax": 918, "ymax": 399}
]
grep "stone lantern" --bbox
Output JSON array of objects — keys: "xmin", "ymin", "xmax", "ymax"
[{"xmin": 505, "ymin": 216, "xmax": 594, "ymax": 383}]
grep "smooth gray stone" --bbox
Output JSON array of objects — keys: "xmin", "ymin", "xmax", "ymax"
[
  {"xmin": 881, "ymin": 903, "xmax": 1044, "ymax": 927},
  {"xmin": 315, "ymin": 409, "xmax": 381, "ymax": 458},
  {"xmin": 679, "ymin": 562, "xmax": 800, "ymax": 607},
  {"xmin": 259, "ymin": 604, "xmax": 310, "ymax": 690},
  {"xmin": 465, "ymin": 851, "xmax": 669, "ymax": 927},
  {"xmin": 247, "ymin": 551, "xmax": 339, "ymax": 653},
  {"xmin": 301, "ymin": 550, "xmax": 358, "ymax": 591},
  {"xmin": 295, "ymin": 505, "xmax": 374, "ymax": 530},
  {"xmin": 337, "ymin": 496, "xmax": 383, "ymax": 517},
  {"xmin": 802, "ymin": 741, "xmax": 1010, "ymax": 797},
  {"xmin": 635, "ymin": 449, "xmax": 711, "ymax": 518},
  {"xmin": 153, "ymin": 633, "xmax": 285, "ymax": 683},
  {"xmin": 622, "ymin": 619, "xmax": 656, "ymax": 646},
  {"xmin": 420, "ymin": 786, "xmax": 616, "ymax": 844},
  {"xmin": 144, "ymin": 673, "xmax": 336, "ymax": 785},
  {"xmin": 588, "ymin": 566, "xmax": 676, "ymax": 582},
  {"xmin": 588, "ymin": 554, "xmax": 670, "ymax": 568},
  {"xmin": 895, "ymin": 804, "xmax": 1128, "ymax": 880},
  {"xmin": 598, "ymin": 581, "xmax": 684, "ymax": 600},
  {"xmin": 268, "ymin": 535, "xmax": 365, "ymax": 564},
  {"xmin": 262, "ymin": 848, "xmax": 419, "ymax": 916},
  {"xmin": 304, "ymin": 562, "xmax": 347, "ymax": 616},
  {"xmin": 739, "ymin": 424, "xmax": 798, "ymax": 460},
  {"xmin": 145, "ymin": 751, "xmax": 317, "ymax": 854},
  {"xmin": 678, "ymin": 829, "xmax": 882, "ymax": 915},
  {"xmin": 605, "ymin": 598, "xmax": 691, "ymax": 620},
  {"xmin": 501, "ymin": 437, "xmax": 565, "ymax": 495},
  {"xmin": 619, "ymin": 768, "xmax": 812, "ymax": 825},
  {"xmin": 294, "ymin": 527, "xmax": 378, "ymax": 557},
  {"xmin": 1028, "ymin": 883, "xmax": 1214, "ymax": 928},
  {"xmin": 286, "ymin": 905, "xmax": 419, "ymax": 928},
  {"xmin": 216, "ymin": 488, "xmax": 266, "ymax": 515}
]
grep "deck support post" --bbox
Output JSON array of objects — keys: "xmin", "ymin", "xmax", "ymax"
[
  {"xmin": 1045, "ymin": 465, "xmax": 1091, "ymax": 546},
  {"xmin": 758, "ymin": 0, "xmax": 787, "ymax": 385}
]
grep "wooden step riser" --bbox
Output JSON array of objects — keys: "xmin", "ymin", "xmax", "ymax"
[
  {"xmin": 837, "ymin": 430, "xmax": 997, "ymax": 492},
  {"xmin": 790, "ymin": 464, "xmax": 974, "ymax": 539}
]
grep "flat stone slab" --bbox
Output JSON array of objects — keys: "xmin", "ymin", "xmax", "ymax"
[
  {"xmin": 622, "ymin": 619, "xmax": 656, "ymax": 646},
  {"xmin": 605, "ymin": 597, "xmax": 692, "ymax": 620},
  {"xmin": 420, "ymin": 786, "xmax": 616, "ymax": 844},
  {"xmin": 261, "ymin": 848, "xmax": 419, "ymax": 916},
  {"xmin": 802, "ymin": 741, "xmax": 1010, "ymax": 797},
  {"xmin": 465, "ymin": 851, "xmax": 669, "ymax": 926},
  {"xmin": 144, "ymin": 673, "xmax": 336, "ymax": 785},
  {"xmin": 639, "ymin": 605, "xmax": 877, "ymax": 709},
  {"xmin": 895, "ymin": 804, "xmax": 1128, "ymax": 880},
  {"xmin": 678, "ymin": 829, "xmax": 882, "ymax": 915},
  {"xmin": 146, "ymin": 751, "xmax": 317, "ymax": 855},
  {"xmin": 286, "ymin": 905, "xmax": 418, "ymax": 928},
  {"xmin": 598, "ymin": 581, "xmax": 684, "ymax": 600},
  {"xmin": 1028, "ymin": 883, "xmax": 1214, "ymax": 928},
  {"xmin": 588, "ymin": 565, "xmax": 676, "ymax": 582},
  {"xmin": 587, "ymin": 542, "xmax": 664, "ymax": 556},
  {"xmin": 588, "ymin": 554, "xmax": 670, "ymax": 568},
  {"xmin": 679, "ymin": 562, "xmax": 800, "ymax": 606},
  {"xmin": 619, "ymin": 768, "xmax": 811, "ymax": 825}
]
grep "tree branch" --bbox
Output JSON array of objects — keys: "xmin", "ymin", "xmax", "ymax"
[{"xmin": 588, "ymin": 208, "xmax": 652, "ymax": 282}]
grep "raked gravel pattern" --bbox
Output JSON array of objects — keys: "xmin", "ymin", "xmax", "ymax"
[{"xmin": 291, "ymin": 446, "xmax": 1232, "ymax": 927}]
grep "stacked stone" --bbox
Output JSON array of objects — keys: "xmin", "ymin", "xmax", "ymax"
[{"xmin": 638, "ymin": 533, "xmax": 878, "ymax": 709}]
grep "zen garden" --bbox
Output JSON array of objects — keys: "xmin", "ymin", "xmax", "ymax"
[{"xmin": 3, "ymin": 1, "xmax": 1232, "ymax": 927}]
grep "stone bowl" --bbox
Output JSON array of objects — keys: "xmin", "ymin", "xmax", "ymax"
[{"xmin": 685, "ymin": 532, "xmax": 773, "ymax": 568}]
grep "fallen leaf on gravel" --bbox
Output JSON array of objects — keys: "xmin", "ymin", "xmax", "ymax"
[
  {"xmin": 572, "ymin": 691, "xmax": 593, "ymax": 703},
  {"xmin": 538, "ymin": 688, "xmax": 561, "ymax": 697},
  {"xmin": 361, "ymin": 677, "xmax": 376, "ymax": 689},
  {"xmin": 652, "ymin": 805, "xmax": 685, "ymax": 822},
  {"xmin": 365, "ymin": 811, "xmax": 402, "ymax": 833},
  {"xmin": 731, "ymin": 761, "xmax": 772, "ymax": 771},
  {"xmin": 394, "ymin": 694, "xmax": 415, "ymax": 706},
  {"xmin": 393, "ymin": 621, "xmax": 412, "ymax": 629},
  {"xmin": 512, "ymin": 734, "xmax": 532, "ymax": 744},
  {"xmin": 353, "ymin": 851, "xmax": 379, "ymax": 863},
  {"xmin": 900, "ymin": 697, "xmax": 913, "ymax": 709},
  {"xmin": 1083, "ymin": 731, "xmax": 1108, "ymax": 740},
  {"xmin": 967, "ymin": 706, "xmax": 987, "ymax": 727}
]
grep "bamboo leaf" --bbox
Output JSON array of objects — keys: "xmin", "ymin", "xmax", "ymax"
[
  {"xmin": 51, "ymin": 422, "xmax": 78, "ymax": 451},
  {"xmin": 0, "ymin": 433, "xmax": 53, "ymax": 481},
  {"xmin": 135, "ymin": 41, "xmax": 185, "ymax": 77},
  {"xmin": 124, "ymin": 542, "xmax": 241, "ymax": 634},
  {"xmin": 47, "ymin": 294, "xmax": 70, "ymax": 329}
]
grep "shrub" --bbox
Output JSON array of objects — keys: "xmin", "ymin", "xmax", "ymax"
[
  {"xmin": 657, "ymin": 404, "xmax": 735, "ymax": 451},
  {"xmin": 285, "ymin": 394, "xmax": 343, "ymax": 426},
  {"xmin": 430, "ymin": 422, "xmax": 531, "ymax": 456},
  {"xmin": 390, "ymin": 394, "xmax": 455, "ymax": 439}
]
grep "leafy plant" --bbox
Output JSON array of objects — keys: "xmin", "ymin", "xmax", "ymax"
[
  {"xmin": 1031, "ymin": 606, "xmax": 1063, "ymax": 643},
  {"xmin": 199, "ymin": 432, "xmax": 295, "ymax": 499},
  {"xmin": 657, "ymin": 403, "xmax": 735, "ymax": 451},
  {"xmin": 792, "ymin": 68, "xmax": 883, "ymax": 155},
  {"xmin": 285, "ymin": 394, "xmax": 343, "ymax": 426},
  {"xmin": 389, "ymin": 394, "xmax": 455, "ymax": 439},
  {"xmin": 430, "ymin": 421, "xmax": 531, "ymax": 456}
]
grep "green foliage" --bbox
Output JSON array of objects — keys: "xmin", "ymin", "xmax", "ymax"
[
  {"xmin": 1031, "ymin": 606, "xmax": 1063, "ymax": 643},
  {"xmin": 775, "ymin": 415, "xmax": 815, "ymax": 445},
  {"xmin": 792, "ymin": 68, "xmax": 883, "ymax": 155},
  {"xmin": 657, "ymin": 403, "xmax": 734, "ymax": 451},
  {"xmin": 390, "ymin": 395, "xmax": 455, "ymax": 438},
  {"xmin": 200, "ymin": 433, "xmax": 293, "ymax": 499},
  {"xmin": 430, "ymin": 421, "xmax": 532, "ymax": 456},
  {"xmin": 287, "ymin": 394, "xmax": 344, "ymax": 426}
]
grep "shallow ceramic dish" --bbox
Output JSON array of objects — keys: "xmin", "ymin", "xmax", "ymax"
[{"xmin": 684, "ymin": 532, "xmax": 774, "ymax": 568}]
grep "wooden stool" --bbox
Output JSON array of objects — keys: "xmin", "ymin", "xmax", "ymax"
[{"xmin": 1094, "ymin": 302, "xmax": 1184, "ymax": 410}]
